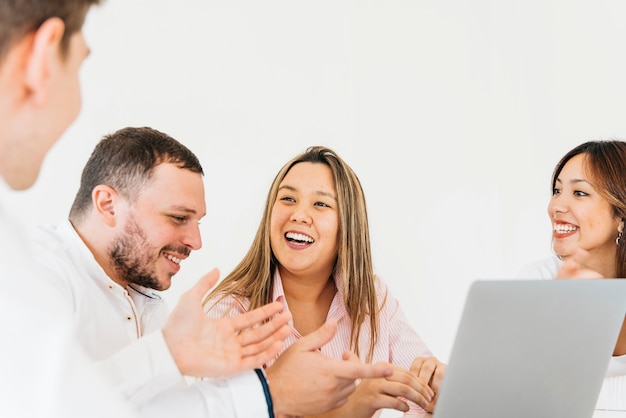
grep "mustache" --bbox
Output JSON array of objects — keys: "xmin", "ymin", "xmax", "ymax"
[{"xmin": 162, "ymin": 245, "xmax": 191, "ymax": 258}]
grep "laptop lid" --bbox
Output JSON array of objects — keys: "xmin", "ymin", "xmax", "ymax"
[{"xmin": 433, "ymin": 279, "xmax": 626, "ymax": 418}]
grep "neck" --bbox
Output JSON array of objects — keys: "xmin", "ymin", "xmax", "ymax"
[
  {"xmin": 280, "ymin": 268, "xmax": 335, "ymax": 303},
  {"xmin": 584, "ymin": 251, "xmax": 617, "ymax": 279},
  {"xmin": 279, "ymin": 269, "xmax": 337, "ymax": 336}
]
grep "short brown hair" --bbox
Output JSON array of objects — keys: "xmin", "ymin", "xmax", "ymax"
[{"xmin": 0, "ymin": 0, "xmax": 102, "ymax": 63}]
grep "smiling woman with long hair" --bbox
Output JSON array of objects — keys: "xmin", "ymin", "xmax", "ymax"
[
  {"xmin": 518, "ymin": 140, "xmax": 626, "ymax": 410},
  {"xmin": 204, "ymin": 145, "xmax": 446, "ymax": 417}
]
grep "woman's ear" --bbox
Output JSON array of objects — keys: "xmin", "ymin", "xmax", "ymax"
[
  {"xmin": 24, "ymin": 17, "xmax": 65, "ymax": 105},
  {"xmin": 92, "ymin": 185, "xmax": 119, "ymax": 227}
]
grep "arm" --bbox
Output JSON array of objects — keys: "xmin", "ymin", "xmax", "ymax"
[
  {"xmin": 96, "ymin": 270, "xmax": 292, "ymax": 412},
  {"xmin": 135, "ymin": 371, "xmax": 273, "ymax": 418}
]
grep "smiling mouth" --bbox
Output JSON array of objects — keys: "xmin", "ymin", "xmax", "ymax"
[
  {"xmin": 554, "ymin": 224, "xmax": 578, "ymax": 234},
  {"xmin": 164, "ymin": 253, "xmax": 182, "ymax": 264},
  {"xmin": 285, "ymin": 232, "xmax": 314, "ymax": 244}
]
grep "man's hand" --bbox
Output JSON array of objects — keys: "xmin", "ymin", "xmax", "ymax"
[
  {"xmin": 267, "ymin": 319, "xmax": 393, "ymax": 417},
  {"xmin": 162, "ymin": 268, "xmax": 292, "ymax": 377}
]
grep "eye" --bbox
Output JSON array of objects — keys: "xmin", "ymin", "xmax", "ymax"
[
  {"xmin": 573, "ymin": 190, "xmax": 589, "ymax": 197},
  {"xmin": 314, "ymin": 201, "xmax": 331, "ymax": 208},
  {"xmin": 279, "ymin": 195, "xmax": 296, "ymax": 203},
  {"xmin": 552, "ymin": 187, "xmax": 561, "ymax": 195},
  {"xmin": 170, "ymin": 215, "xmax": 188, "ymax": 224}
]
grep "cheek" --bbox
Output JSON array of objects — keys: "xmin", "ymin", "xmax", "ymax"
[
  {"xmin": 268, "ymin": 212, "xmax": 281, "ymax": 241},
  {"xmin": 270, "ymin": 206, "xmax": 288, "ymax": 230},
  {"xmin": 318, "ymin": 217, "xmax": 339, "ymax": 241}
]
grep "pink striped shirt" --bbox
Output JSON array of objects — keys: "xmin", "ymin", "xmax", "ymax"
[{"xmin": 204, "ymin": 270, "xmax": 432, "ymax": 415}]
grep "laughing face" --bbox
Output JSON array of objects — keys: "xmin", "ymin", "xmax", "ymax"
[
  {"xmin": 548, "ymin": 153, "xmax": 621, "ymax": 262},
  {"xmin": 108, "ymin": 163, "xmax": 206, "ymax": 291},
  {"xmin": 270, "ymin": 162, "xmax": 339, "ymax": 281}
]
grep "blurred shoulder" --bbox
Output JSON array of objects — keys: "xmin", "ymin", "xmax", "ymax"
[{"xmin": 516, "ymin": 256, "xmax": 561, "ymax": 279}]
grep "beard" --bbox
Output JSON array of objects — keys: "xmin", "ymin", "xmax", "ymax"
[{"xmin": 108, "ymin": 216, "xmax": 189, "ymax": 291}]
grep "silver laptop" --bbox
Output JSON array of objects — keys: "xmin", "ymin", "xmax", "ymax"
[{"xmin": 433, "ymin": 279, "xmax": 626, "ymax": 418}]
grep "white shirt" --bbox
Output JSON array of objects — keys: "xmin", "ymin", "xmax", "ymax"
[
  {"xmin": 0, "ymin": 183, "xmax": 136, "ymax": 418},
  {"xmin": 34, "ymin": 219, "xmax": 270, "ymax": 418},
  {"xmin": 517, "ymin": 257, "xmax": 626, "ymax": 410}
]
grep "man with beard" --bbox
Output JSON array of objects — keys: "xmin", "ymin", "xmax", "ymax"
[{"xmin": 35, "ymin": 126, "xmax": 392, "ymax": 417}]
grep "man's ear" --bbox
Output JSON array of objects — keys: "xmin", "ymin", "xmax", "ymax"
[
  {"xmin": 92, "ymin": 185, "xmax": 119, "ymax": 227},
  {"xmin": 25, "ymin": 17, "xmax": 65, "ymax": 105}
]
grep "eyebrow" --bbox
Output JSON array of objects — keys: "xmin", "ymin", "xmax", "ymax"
[
  {"xmin": 555, "ymin": 178, "xmax": 594, "ymax": 187},
  {"xmin": 168, "ymin": 206, "xmax": 206, "ymax": 218},
  {"xmin": 278, "ymin": 184, "xmax": 337, "ymax": 201}
]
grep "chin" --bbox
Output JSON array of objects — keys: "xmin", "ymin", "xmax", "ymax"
[{"xmin": 157, "ymin": 279, "xmax": 173, "ymax": 291}]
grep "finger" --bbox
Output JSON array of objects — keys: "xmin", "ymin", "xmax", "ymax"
[
  {"xmin": 409, "ymin": 357, "xmax": 425, "ymax": 374},
  {"xmin": 415, "ymin": 358, "xmax": 437, "ymax": 383},
  {"xmin": 430, "ymin": 363, "xmax": 446, "ymax": 393},
  {"xmin": 359, "ymin": 382, "xmax": 411, "ymax": 413},
  {"xmin": 381, "ymin": 379, "xmax": 433, "ymax": 409},
  {"xmin": 384, "ymin": 367, "xmax": 434, "ymax": 400},
  {"xmin": 555, "ymin": 260, "xmax": 577, "ymax": 279},
  {"xmin": 294, "ymin": 318, "xmax": 338, "ymax": 351},
  {"xmin": 230, "ymin": 302, "xmax": 287, "ymax": 332},
  {"xmin": 240, "ymin": 323, "xmax": 292, "ymax": 358},
  {"xmin": 238, "ymin": 311, "xmax": 292, "ymax": 347},
  {"xmin": 184, "ymin": 268, "xmax": 220, "ymax": 300},
  {"xmin": 238, "ymin": 340, "xmax": 288, "ymax": 370},
  {"xmin": 376, "ymin": 396, "xmax": 410, "ymax": 413},
  {"xmin": 332, "ymin": 359, "xmax": 393, "ymax": 380}
]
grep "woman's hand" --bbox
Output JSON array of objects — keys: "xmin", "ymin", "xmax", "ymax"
[
  {"xmin": 307, "ymin": 362, "xmax": 435, "ymax": 418},
  {"xmin": 410, "ymin": 356, "xmax": 447, "ymax": 412}
]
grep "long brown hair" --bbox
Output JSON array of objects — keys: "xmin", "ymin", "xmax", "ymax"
[{"xmin": 551, "ymin": 140, "xmax": 626, "ymax": 277}]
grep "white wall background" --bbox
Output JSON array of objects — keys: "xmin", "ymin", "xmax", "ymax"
[{"xmin": 6, "ymin": 0, "xmax": 626, "ymax": 365}]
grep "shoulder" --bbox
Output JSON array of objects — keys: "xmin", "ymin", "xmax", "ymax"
[
  {"xmin": 373, "ymin": 275, "xmax": 402, "ymax": 314},
  {"xmin": 33, "ymin": 222, "xmax": 77, "ymax": 268},
  {"xmin": 516, "ymin": 256, "xmax": 561, "ymax": 279}
]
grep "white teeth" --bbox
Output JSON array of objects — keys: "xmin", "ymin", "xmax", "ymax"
[
  {"xmin": 554, "ymin": 224, "xmax": 578, "ymax": 233},
  {"xmin": 286, "ymin": 232, "xmax": 314, "ymax": 243},
  {"xmin": 165, "ymin": 254, "xmax": 182, "ymax": 264}
]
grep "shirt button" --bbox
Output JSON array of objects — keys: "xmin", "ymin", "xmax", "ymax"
[{"xmin": 126, "ymin": 316, "xmax": 132, "ymax": 321}]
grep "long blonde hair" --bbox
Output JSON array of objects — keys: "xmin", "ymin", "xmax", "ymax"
[{"xmin": 205, "ymin": 146, "xmax": 381, "ymax": 361}]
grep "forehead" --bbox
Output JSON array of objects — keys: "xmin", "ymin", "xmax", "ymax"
[
  {"xmin": 138, "ymin": 163, "xmax": 206, "ymax": 215},
  {"xmin": 560, "ymin": 154, "xmax": 589, "ymax": 178},
  {"xmin": 282, "ymin": 162, "xmax": 335, "ymax": 190}
]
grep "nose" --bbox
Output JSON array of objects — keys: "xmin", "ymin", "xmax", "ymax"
[
  {"xmin": 290, "ymin": 206, "xmax": 312, "ymax": 225},
  {"xmin": 548, "ymin": 194, "xmax": 568, "ymax": 217},
  {"xmin": 182, "ymin": 223, "xmax": 203, "ymax": 250}
]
